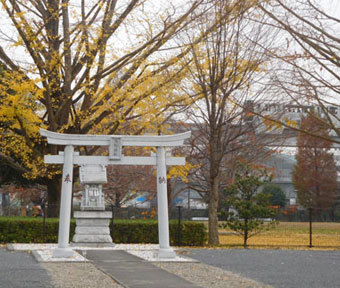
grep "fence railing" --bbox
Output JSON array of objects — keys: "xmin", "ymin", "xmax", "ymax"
[
  {"xmin": 1, "ymin": 204, "xmax": 340, "ymax": 248},
  {"xmin": 2, "ymin": 204, "xmax": 340, "ymax": 222},
  {"xmin": 0, "ymin": 204, "xmax": 208, "ymax": 220}
]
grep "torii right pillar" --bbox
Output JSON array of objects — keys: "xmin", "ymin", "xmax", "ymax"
[{"xmin": 155, "ymin": 146, "xmax": 176, "ymax": 258}]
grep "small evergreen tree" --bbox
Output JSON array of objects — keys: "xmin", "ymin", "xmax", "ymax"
[
  {"xmin": 220, "ymin": 163, "xmax": 278, "ymax": 248},
  {"xmin": 262, "ymin": 184, "xmax": 286, "ymax": 208}
]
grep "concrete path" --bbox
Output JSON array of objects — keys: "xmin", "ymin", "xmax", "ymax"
[
  {"xmin": 189, "ymin": 249, "xmax": 340, "ymax": 288},
  {"xmin": 0, "ymin": 247, "xmax": 54, "ymax": 288},
  {"xmin": 82, "ymin": 250, "xmax": 200, "ymax": 288}
]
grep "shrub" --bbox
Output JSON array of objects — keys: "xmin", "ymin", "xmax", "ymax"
[
  {"xmin": 0, "ymin": 217, "xmax": 207, "ymax": 246},
  {"xmin": 262, "ymin": 184, "xmax": 286, "ymax": 208},
  {"xmin": 0, "ymin": 217, "xmax": 73, "ymax": 243}
]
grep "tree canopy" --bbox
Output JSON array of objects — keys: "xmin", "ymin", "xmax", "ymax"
[
  {"xmin": 258, "ymin": 0, "xmax": 340, "ymax": 139},
  {"xmin": 262, "ymin": 183, "xmax": 286, "ymax": 208},
  {"xmin": 0, "ymin": 0, "xmax": 219, "ymax": 212},
  {"xmin": 0, "ymin": 0, "xmax": 210, "ymax": 177},
  {"xmin": 292, "ymin": 113, "xmax": 338, "ymax": 211}
]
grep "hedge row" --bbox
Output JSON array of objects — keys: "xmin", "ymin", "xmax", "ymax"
[{"xmin": 0, "ymin": 217, "xmax": 207, "ymax": 246}]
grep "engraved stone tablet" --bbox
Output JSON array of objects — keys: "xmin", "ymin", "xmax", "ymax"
[
  {"xmin": 79, "ymin": 165, "xmax": 107, "ymax": 184},
  {"xmin": 109, "ymin": 137, "xmax": 122, "ymax": 160}
]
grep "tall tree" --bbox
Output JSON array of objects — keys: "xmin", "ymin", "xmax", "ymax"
[
  {"xmin": 0, "ymin": 0, "xmax": 215, "ymax": 215},
  {"xmin": 181, "ymin": 1, "xmax": 275, "ymax": 244},
  {"xmin": 292, "ymin": 113, "xmax": 338, "ymax": 247}
]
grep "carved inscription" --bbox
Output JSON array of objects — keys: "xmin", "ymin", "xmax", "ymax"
[{"xmin": 64, "ymin": 174, "xmax": 71, "ymax": 183}]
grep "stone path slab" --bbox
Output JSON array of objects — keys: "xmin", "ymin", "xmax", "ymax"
[
  {"xmin": 82, "ymin": 250, "xmax": 201, "ymax": 288},
  {"xmin": 8, "ymin": 243, "xmax": 195, "ymax": 262},
  {"xmin": 0, "ymin": 247, "xmax": 54, "ymax": 288}
]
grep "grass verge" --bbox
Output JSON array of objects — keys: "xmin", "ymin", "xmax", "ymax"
[{"xmin": 218, "ymin": 222, "xmax": 340, "ymax": 250}]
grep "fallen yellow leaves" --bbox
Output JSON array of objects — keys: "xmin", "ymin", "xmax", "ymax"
[{"xmin": 218, "ymin": 222, "xmax": 340, "ymax": 250}]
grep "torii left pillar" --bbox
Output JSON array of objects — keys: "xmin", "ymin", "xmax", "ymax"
[{"xmin": 53, "ymin": 145, "xmax": 75, "ymax": 258}]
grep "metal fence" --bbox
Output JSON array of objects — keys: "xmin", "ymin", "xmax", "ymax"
[
  {"xmin": 275, "ymin": 207, "xmax": 340, "ymax": 222},
  {"xmin": 0, "ymin": 204, "xmax": 59, "ymax": 218},
  {"xmin": 0, "ymin": 204, "xmax": 208, "ymax": 220},
  {"xmin": 1, "ymin": 204, "xmax": 340, "ymax": 248},
  {"xmin": 1, "ymin": 203, "xmax": 340, "ymax": 222}
]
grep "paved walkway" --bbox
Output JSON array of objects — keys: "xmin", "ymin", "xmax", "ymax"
[
  {"xmin": 0, "ymin": 247, "xmax": 54, "ymax": 288},
  {"xmin": 1, "ymin": 245, "xmax": 200, "ymax": 288},
  {"xmin": 189, "ymin": 249, "xmax": 340, "ymax": 288},
  {"xmin": 82, "ymin": 250, "xmax": 200, "ymax": 288}
]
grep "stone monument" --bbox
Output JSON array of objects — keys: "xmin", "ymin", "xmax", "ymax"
[{"xmin": 72, "ymin": 164, "xmax": 113, "ymax": 247}]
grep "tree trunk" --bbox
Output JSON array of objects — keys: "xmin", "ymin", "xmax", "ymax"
[
  {"xmin": 208, "ymin": 131, "xmax": 221, "ymax": 245},
  {"xmin": 244, "ymin": 218, "xmax": 248, "ymax": 248},
  {"xmin": 208, "ymin": 175, "xmax": 220, "ymax": 245},
  {"xmin": 115, "ymin": 192, "xmax": 121, "ymax": 208},
  {"xmin": 47, "ymin": 177, "xmax": 61, "ymax": 217},
  {"xmin": 167, "ymin": 180, "xmax": 172, "ymax": 208},
  {"xmin": 309, "ymin": 207, "xmax": 313, "ymax": 248}
]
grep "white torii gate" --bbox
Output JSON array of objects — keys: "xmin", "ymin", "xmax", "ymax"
[{"xmin": 40, "ymin": 128, "xmax": 191, "ymax": 258}]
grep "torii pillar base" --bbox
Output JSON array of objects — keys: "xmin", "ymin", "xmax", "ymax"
[
  {"xmin": 154, "ymin": 248, "xmax": 176, "ymax": 259},
  {"xmin": 53, "ymin": 247, "xmax": 75, "ymax": 258}
]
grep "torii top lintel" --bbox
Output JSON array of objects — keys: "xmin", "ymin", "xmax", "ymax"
[{"xmin": 40, "ymin": 128, "xmax": 191, "ymax": 147}]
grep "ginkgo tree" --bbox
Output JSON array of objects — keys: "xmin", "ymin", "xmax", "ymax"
[
  {"xmin": 0, "ymin": 0, "xmax": 218, "ymax": 215},
  {"xmin": 180, "ymin": 0, "xmax": 276, "ymax": 244}
]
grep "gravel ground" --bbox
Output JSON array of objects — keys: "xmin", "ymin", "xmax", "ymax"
[
  {"xmin": 41, "ymin": 259, "xmax": 270, "ymax": 288},
  {"xmin": 5, "ymin": 244, "xmax": 340, "ymax": 288},
  {"xmin": 1, "ymin": 244, "xmax": 286, "ymax": 288},
  {"xmin": 41, "ymin": 262, "xmax": 123, "ymax": 288},
  {"xmin": 36, "ymin": 247, "xmax": 271, "ymax": 288},
  {"xmin": 153, "ymin": 262, "xmax": 273, "ymax": 288}
]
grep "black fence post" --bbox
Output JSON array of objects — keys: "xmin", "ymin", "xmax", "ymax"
[
  {"xmin": 309, "ymin": 207, "xmax": 313, "ymax": 248},
  {"xmin": 177, "ymin": 205, "xmax": 182, "ymax": 246},
  {"xmin": 111, "ymin": 204, "xmax": 115, "ymax": 240},
  {"xmin": 42, "ymin": 203, "xmax": 46, "ymax": 242}
]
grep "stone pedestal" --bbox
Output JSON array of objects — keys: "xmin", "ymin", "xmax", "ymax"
[{"xmin": 71, "ymin": 211, "xmax": 114, "ymax": 247}]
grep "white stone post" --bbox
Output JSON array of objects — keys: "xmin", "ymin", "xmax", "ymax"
[
  {"xmin": 155, "ymin": 147, "xmax": 176, "ymax": 258},
  {"xmin": 53, "ymin": 145, "xmax": 75, "ymax": 258}
]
